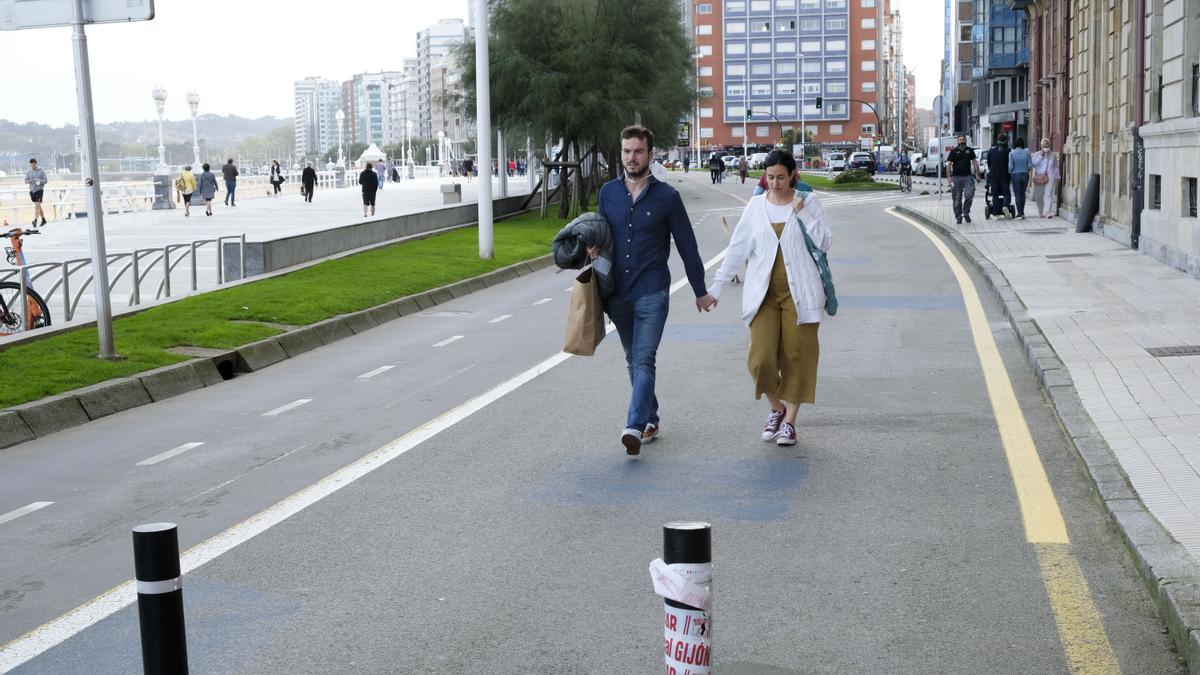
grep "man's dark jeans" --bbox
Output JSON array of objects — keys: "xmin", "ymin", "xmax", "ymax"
[
  {"xmin": 1010, "ymin": 172, "xmax": 1029, "ymax": 216},
  {"xmin": 224, "ymin": 180, "xmax": 237, "ymax": 205},
  {"xmin": 604, "ymin": 289, "xmax": 669, "ymax": 431}
]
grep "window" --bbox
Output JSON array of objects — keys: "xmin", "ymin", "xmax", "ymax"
[
  {"xmin": 801, "ymin": 40, "xmax": 821, "ymax": 53},
  {"xmin": 800, "ymin": 18, "xmax": 821, "ymax": 31},
  {"xmin": 826, "ymin": 18, "xmax": 847, "ymax": 30},
  {"xmin": 700, "ymin": 107, "xmax": 714, "ymax": 118},
  {"xmin": 826, "ymin": 39, "xmax": 846, "ymax": 51},
  {"xmin": 750, "ymin": 0, "xmax": 770, "ymax": 9},
  {"xmin": 727, "ymin": 42, "xmax": 745, "ymax": 55},
  {"xmin": 727, "ymin": 21, "xmax": 746, "ymax": 34},
  {"xmin": 800, "ymin": 0, "xmax": 819, "ymax": 8},
  {"xmin": 776, "ymin": 61, "xmax": 796, "ymax": 74},
  {"xmin": 861, "ymin": 81, "xmax": 876, "ymax": 92},
  {"xmin": 700, "ymin": 127, "xmax": 715, "ymax": 139},
  {"xmin": 776, "ymin": 0, "xmax": 796, "ymax": 8},
  {"xmin": 751, "ymin": 83, "xmax": 772, "ymax": 96},
  {"xmin": 861, "ymin": 39, "xmax": 876, "ymax": 50},
  {"xmin": 751, "ymin": 41, "xmax": 771, "ymax": 54},
  {"xmin": 725, "ymin": 0, "xmax": 745, "ymax": 10},
  {"xmin": 751, "ymin": 62, "xmax": 772, "ymax": 75},
  {"xmin": 827, "ymin": 81, "xmax": 847, "ymax": 93},
  {"xmin": 697, "ymin": 3, "xmax": 713, "ymax": 13},
  {"xmin": 1187, "ymin": 178, "xmax": 1198, "ymax": 217},
  {"xmin": 1192, "ymin": 64, "xmax": 1199, "ymax": 115},
  {"xmin": 827, "ymin": 59, "xmax": 847, "ymax": 73},
  {"xmin": 862, "ymin": 60, "xmax": 876, "ymax": 72},
  {"xmin": 959, "ymin": 21, "xmax": 971, "ymax": 43},
  {"xmin": 802, "ymin": 82, "xmax": 821, "ymax": 94},
  {"xmin": 803, "ymin": 103, "xmax": 820, "ymax": 115},
  {"xmin": 700, "ymin": 45, "xmax": 714, "ymax": 56},
  {"xmin": 802, "ymin": 60, "xmax": 821, "ymax": 74},
  {"xmin": 861, "ymin": 18, "xmax": 876, "ymax": 29},
  {"xmin": 861, "ymin": 0, "xmax": 875, "ymax": 5},
  {"xmin": 731, "ymin": 127, "xmax": 744, "ymax": 137},
  {"xmin": 756, "ymin": 126, "xmax": 771, "ymax": 138},
  {"xmin": 727, "ymin": 84, "xmax": 746, "ymax": 97},
  {"xmin": 861, "ymin": 103, "xmax": 875, "ymax": 114},
  {"xmin": 830, "ymin": 124, "xmax": 843, "ymax": 134},
  {"xmin": 776, "ymin": 41, "xmax": 796, "ymax": 53},
  {"xmin": 727, "ymin": 105, "xmax": 744, "ymax": 117},
  {"xmin": 778, "ymin": 103, "xmax": 797, "ymax": 116},
  {"xmin": 777, "ymin": 82, "xmax": 797, "ymax": 95},
  {"xmin": 699, "ymin": 86, "xmax": 714, "ymax": 97},
  {"xmin": 697, "ymin": 24, "xmax": 713, "ymax": 35},
  {"xmin": 726, "ymin": 63, "xmax": 746, "ymax": 76},
  {"xmin": 752, "ymin": 21, "xmax": 771, "ymax": 33},
  {"xmin": 1150, "ymin": 175, "xmax": 1161, "ymax": 209},
  {"xmin": 700, "ymin": 66, "xmax": 713, "ymax": 76},
  {"xmin": 829, "ymin": 102, "xmax": 847, "ymax": 114},
  {"xmin": 826, "ymin": 0, "xmax": 845, "ymax": 7},
  {"xmin": 862, "ymin": 124, "xmax": 875, "ymax": 135}
]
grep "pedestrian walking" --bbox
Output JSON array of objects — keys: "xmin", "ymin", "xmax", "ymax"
[
  {"xmin": 1031, "ymin": 138, "xmax": 1060, "ymax": 218},
  {"xmin": 24, "ymin": 158, "xmax": 48, "ymax": 227},
  {"xmin": 301, "ymin": 162, "xmax": 317, "ymax": 203},
  {"xmin": 709, "ymin": 150, "xmax": 832, "ymax": 446},
  {"xmin": 375, "ymin": 160, "xmax": 387, "ymax": 190},
  {"xmin": 944, "ymin": 135, "xmax": 982, "ymax": 224},
  {"xmin": 221, "ymin": 158, "xmax": 239, "ymax": 206},
  {"xmin": 1007, "ymin": 138, "xmax": 1032, "ymax": 220},
  {"xmin": 198, "ymin": 163, "xmax": 218, "ymax": 216},
  {"xmin": 587, "ymin": 125, "xmax": 715, "ymax": 456},
  {"xmin": 360, "ymin": 162, "xmax": 379, "ymax": 217},
  {"xmin": 461, "ymin": 157, "xmax": 474, "ymax": 182},
  {"xmin": 738, "ymin": 156, "xmax": 749, "ymax": 184},
  {"xmin": 682, "ymin": 155, "xmax": 691, "ymax": 173},
  {"xmin": 987, "ymin": 133, "xmax": 1013, "ymax": 218},
  {"xmin": 708, "ymin": 154, "xmax": 722, "ymax": 184},
  {"xmin": 269, "ymin": 160, "xmax": 284, "ymax": 196},
  {"xmin": 175, "ymin": 165, "xmax": 197, "ymax": 216}
]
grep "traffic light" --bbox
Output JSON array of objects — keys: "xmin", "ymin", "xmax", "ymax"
[
  {"xmin": 745, "ymin": 108, "xmax": 752, "ymax": 118},
  {"xmin": 815, "ymin": 96, "xmax": 823, "ymax": 110}
]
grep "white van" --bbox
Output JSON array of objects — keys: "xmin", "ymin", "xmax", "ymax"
[
  {"xmin": 827, "ymin": 151, "xmax": 846, "ymax": 172},
  {"xmin": 922, "ymin": 136, "xmax": 964, "ymax": 177}
]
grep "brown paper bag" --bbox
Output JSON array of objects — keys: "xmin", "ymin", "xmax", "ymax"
[{"xmin": 563, "ymin": 266, "xmax": 606, "ymax": 356}]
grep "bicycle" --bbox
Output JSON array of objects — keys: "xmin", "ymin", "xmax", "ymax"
[
  {"xmin": 1, "ymin": 222, "xmax": 51, "ymax": 335},
  {"xmin": 898, "ymin": 167, "xmax": 913, "ymax": 192}
]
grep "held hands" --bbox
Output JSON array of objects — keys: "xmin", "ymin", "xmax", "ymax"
[{"xmin": 696, "ymin": 293, "xmax": 717, "ymax": 313}]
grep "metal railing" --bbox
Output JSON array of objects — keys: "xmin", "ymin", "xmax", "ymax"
[
  {"xmin": 0, "ymin": 181, "xmax": 156, "ymax": 225},
  {"xmin": 1, "ymin": 233, "xmax": 245, "ymax": 327}
]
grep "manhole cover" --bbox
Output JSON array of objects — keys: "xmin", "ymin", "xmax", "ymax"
[
  {"xmin": 420, "ymin": 310, "xmax": 471, "ymax": 317},
  {"xmin": 1045, "ymin": 253, "xmax": 1094, "ymax": 259},
  {"xmin": 1146, "ymin": 345, "xmax": 1200, "ymax": 358}
]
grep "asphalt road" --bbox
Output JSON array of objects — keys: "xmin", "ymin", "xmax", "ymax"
[{"xmin": 0, "ymin": 174, "xmax": 1181, "ymax": 673}]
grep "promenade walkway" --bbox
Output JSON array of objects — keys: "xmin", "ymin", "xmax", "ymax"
[
  {"xmin": 5, "ymin": 174, "xmax": 532, "ymax": 328},
  {"xmin": 904, "ymin": 193, "xmax": 1200, "ymax": 561}
]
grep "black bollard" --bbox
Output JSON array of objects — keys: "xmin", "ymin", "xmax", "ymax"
[
  {"xmin": 657, "ymin": 522, "xmax": 712, "ymax": 674},
  {"xmin": 132, "ymin": 523, "xmax": 189, "ymax": 675},
  {"xmin": 1076, "ymin": 172, "xmax": 1100, "ymax": 233}
]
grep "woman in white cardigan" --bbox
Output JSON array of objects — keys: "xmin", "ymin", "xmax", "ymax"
[{"xmin": 710, "ymin": 151, "xmax": 832, "ymax": 446}]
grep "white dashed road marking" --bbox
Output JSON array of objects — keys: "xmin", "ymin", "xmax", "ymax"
[
  {"xmin": 356, "ymin": 365, "xmax": 395, "ymax": 380},
  {"xmin": 489, "ymin": 314, "xmax": 513, "ymax": 324},
  {"xmin": 0, "ymin": 502, "xmax": 54, "ymax": 526},
  {"xmin": 136, "ymin": 442, "xmax": 205, "ymax": 467},
  {"xmin": 262, "ymin": 399, "xmax": 313, "ymax": 417},
  {"xmin": 532, "ymin": 298, "xmax": 552, "ymax": 306},
  {"xmin": 432, "ymin": 335, "xmax": 464, "ymax": 348}
]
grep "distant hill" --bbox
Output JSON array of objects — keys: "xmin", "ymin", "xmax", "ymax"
[{"xmin": 0, "ymin": 115, "xmax": 290, "ymax": 166}]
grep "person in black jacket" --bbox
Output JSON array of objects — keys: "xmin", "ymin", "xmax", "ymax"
[
  {"xmin": 301, "ymin": 162, "xmax": 317, "ymax": 203},
  {"xmin": 359, "ymin": 162, "xmax": 378, "ymax": 217},
  {"xmin": 987, "ymin": 134, "xmax": 1013, "ymax": 218},
  {"xmin": 708, "ymin": 154, "xmax": 723, "ymax": 184}
]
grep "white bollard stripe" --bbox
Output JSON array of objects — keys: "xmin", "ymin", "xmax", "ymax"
[{"xmin": 135, "ymin": 578, "xmax": 181, "ymax": 595}]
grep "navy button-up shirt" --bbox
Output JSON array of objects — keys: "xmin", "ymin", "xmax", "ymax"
[{"xmin": 597, "ymin": 175, "xmax": 708, "ymax": 301}]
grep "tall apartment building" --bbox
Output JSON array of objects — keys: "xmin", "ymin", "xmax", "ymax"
[
  {"xmin": 969, "ymin": 0, "xmax": 1031, "ymax": 148},
  {"xmin": 293, "ymin": 77, "xmax": 342, "ymax": 159},
  {"xmin": 690, "ymin": 0, "xmax": 886, "ymax": 155},
  {"xmin": 417, "ymin": 19, "xmax": 470, "ymax": 139},
  {"xmin": 950, "ymin": 0, "xmax": 973, "ymax": 138},
  {"xmin": 429, "ymin": 55, "xmax": 469, "ymax": 158},
  {"xmin": 342, "ymin": 72, "xmax": 409, "ymax": 146}
]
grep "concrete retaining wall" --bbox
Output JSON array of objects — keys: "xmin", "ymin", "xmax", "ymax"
[{"xmin": 222, "ymin": 194, "xmax": 532, "ymax": 281}]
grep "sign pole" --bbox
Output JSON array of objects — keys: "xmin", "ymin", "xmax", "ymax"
[
  {"xmin": 71, "ymin": 0, "xmax": 117, "ymax": 359},
  {"xmin": 475, "ymin": 0, "xmax": 493, "ymax": 259}
]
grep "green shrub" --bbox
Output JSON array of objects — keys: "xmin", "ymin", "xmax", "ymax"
[{"xmin": 833, "ymin": 169, "xmax": 874, "ymax": 184}]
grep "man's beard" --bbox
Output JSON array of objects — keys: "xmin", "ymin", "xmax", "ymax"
[{"xmin": 625, "ymin": 163, "xmax": 649, "ymax": 179}]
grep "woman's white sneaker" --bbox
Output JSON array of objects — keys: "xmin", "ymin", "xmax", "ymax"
[
  {"xmin": 762, "ymin": 409, "xmax": 785, "ymax": 441},
  {"xmin": 776, "ymin": 422, "xmax": 797, "ymax": 446}
]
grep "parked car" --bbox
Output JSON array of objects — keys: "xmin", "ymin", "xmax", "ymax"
[
  {"xmin": 848, "ymin": 152, "xmax": 877, "ymax": 174},
  {"xmin": 748, "ymin": 152, "xmax": 770, "ymax": 169},
  {"xmin": 722, "ymin": 154, "xmax": 741, "ymax": 169},
  {"xmin": 827, "ymin": 151, "xmax": 847, "ymax": 172},
  {"xmin": 910, "ymin": 153, "xmax": 927, "ymax": 176}
]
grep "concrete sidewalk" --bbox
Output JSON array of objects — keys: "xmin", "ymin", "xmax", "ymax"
[{"xmin": 904, "ymin": 194, "xmax": 1200, "ymax": 561}]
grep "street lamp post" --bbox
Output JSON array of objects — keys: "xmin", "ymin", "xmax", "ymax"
[
  {"xmin": 436, "ymin": 130, "xmax": 445, "ymax": 169},
  {"xmin": 186, "ymin": 90, "xmax": 200, "ymax": 166},
  {"xmin": 152, "ymin": 85, "xmax": 167, "ymax": 175},
  {"xmin": 335, "ymin": 109, "xmax": 345, "ymax": 169},
  {"xmin": 404, "ymin": 119, "xmax": 412, "ymax": 168}
]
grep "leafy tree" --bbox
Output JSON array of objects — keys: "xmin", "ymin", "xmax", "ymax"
[{"xmin": 455, "ymin": 0, "xmax": 694, "ymax": 216}]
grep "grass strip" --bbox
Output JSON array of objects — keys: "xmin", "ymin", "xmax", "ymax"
[
  {"xmin": 744, "ymin": 171, "xmax": 899, "ymax": 191},
  {"xmin": 0, "ymin": 209, "xmax": 568, "ymax": 408}
]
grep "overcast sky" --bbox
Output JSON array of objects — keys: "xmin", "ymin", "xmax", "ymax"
[{"xmin": 0, "ymin": 0, "xmax": 943, "ymax": 126}]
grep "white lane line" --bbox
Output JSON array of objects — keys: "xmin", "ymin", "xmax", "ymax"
[
  {"xmin": 356, "ymin": 365, "xmax": 395, "ymax": 380},
  {"xmin": 0, "ymin": 246, "xmax": 735, "ymax": 673},
  {"xmin": 136, "ymin": 442, "xmax": 205, "ymax": 467},
  {"xmin": 532, "ymin": 298, "xmax": 552, "ymax": 305},
  {"xmin": 563, "ymin": 286, "xmax": 573, "ymax": 292},
  {"xmin": 488, "ymin": 314, "xmax": 513, "ymax": 324},
  {"xmin": 0, "ymin": 502, "xmax": 53, "ymax": 526},
  {"xmin": 261, "ymin": 398, "xmax": 312, "ymax": 417},
  {"xmin": 432, "ymin": 335, "xmax": 464, "ymax": 348}
]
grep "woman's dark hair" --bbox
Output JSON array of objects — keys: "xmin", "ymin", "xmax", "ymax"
[
  {"xmin": 202, "ymin": 163, "xmax": 210, "ymax": 171},
  {"xmin": 762, "ymin": 149, "xmax": 797, "ymax": 175},
  {"xmin": 1013, "ymin": 137, "xmax": 1026, "ymax": 148}
]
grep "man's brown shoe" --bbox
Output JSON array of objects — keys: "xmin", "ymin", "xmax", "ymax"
[
  {"xmin": 642, "ymin": 423, "xmax": 660, "ymax": 444},
  {"xmin": 621, "ymin": 428, "xmax": 642, "ymax": 456}
]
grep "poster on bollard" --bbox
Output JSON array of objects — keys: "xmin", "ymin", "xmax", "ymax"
[{"xmin": 651, "ymin": 558, "xmax": 712, "ymax": 675}]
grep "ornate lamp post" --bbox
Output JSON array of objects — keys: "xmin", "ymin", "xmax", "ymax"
[
  {"xmin": 335, "ymin": 109, "xmax": 346, "ymax": 168},
  {"xmin": 405, "ymin": 119, "xmax": 412, "ymax": 166},
  {"xmin": 186, "ymin": 90, "xmax": 200, "ymax": 166},
  {"xmin": 152, "ymin": 85, "xmax": 168, "ymax": 174},
  {"xmin": 437, "ymin": 129, "xmax": 445, "ymax": 169}
]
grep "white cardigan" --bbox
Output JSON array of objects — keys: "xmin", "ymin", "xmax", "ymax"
[{"xmin": 710, "ymin": 192, "xmax": 833, "ymax": 326}]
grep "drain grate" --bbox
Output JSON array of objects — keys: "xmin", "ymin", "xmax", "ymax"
[
  {"xmin": 1146, "ymin": 345, "xmax": 1200, "ymax": 358},
  {"xmin": 1045, "ymin": 253, "xmax": 1094, "ymax": 259}
]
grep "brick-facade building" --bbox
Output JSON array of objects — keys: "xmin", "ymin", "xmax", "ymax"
[{"xmin": 689, "ymin": 0, "xmax": 886, "ymax": 155}]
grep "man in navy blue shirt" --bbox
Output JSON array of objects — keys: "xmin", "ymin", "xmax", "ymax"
[{"xmin": 590, "ymin": 125, "xmax": 716, "ymax": 456}]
